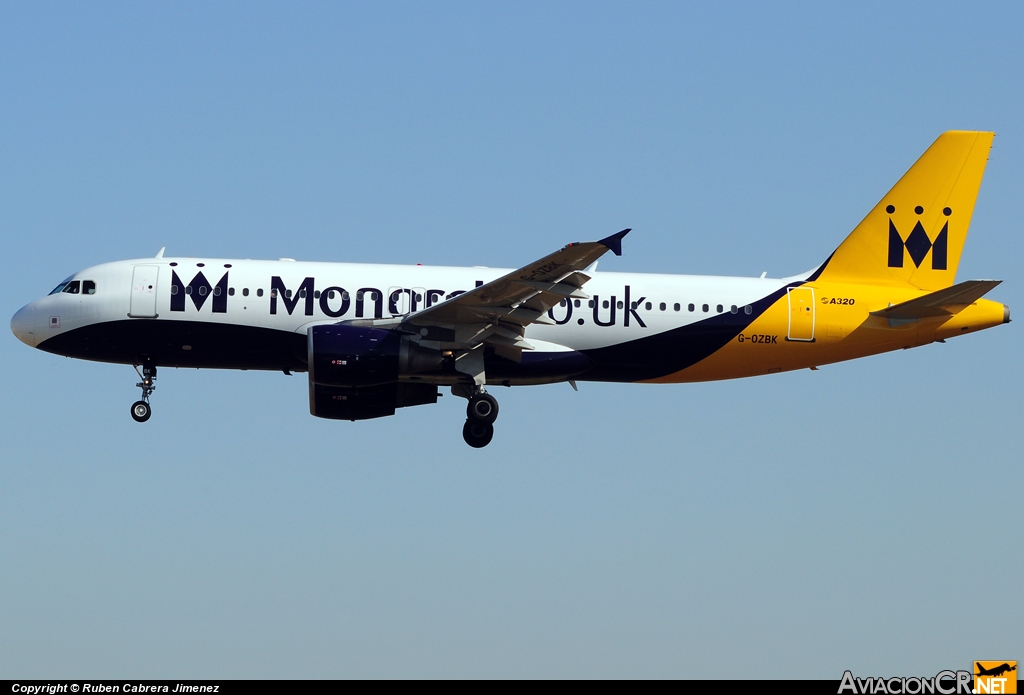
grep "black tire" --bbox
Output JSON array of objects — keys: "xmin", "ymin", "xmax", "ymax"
[
  {"xmin": 466, "ymin": 393, "xmax": 499, "ymax": 425},
  {"xmin": 462, "ymin": 420, "xmax": 494, "ymax": 448},
  {"xmin": 131, "ymin": 400, "xmax": 151, "ymax": 423}
]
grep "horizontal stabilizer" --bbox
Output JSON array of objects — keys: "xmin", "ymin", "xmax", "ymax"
[{"xmin": 871, "ymin": 280, "xmax": 1001, "ymax": 320}]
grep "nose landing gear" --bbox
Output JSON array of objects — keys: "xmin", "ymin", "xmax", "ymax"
[
  {"xmin": 131, "ymin": 362, "xmax": 157, "ymax": 423},
  {"xmin": 461, "ymin": 389, "xmax": 498, "ymax": 448}
]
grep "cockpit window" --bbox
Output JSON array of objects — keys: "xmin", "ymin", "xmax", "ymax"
[
  {"xmin": 61, "ymin": 281, "xmax": 81, "ymax": 295},
  {"xmin": 82, "ymin": 280, "xmax": 96, "ymax": 295},
  {"xmin": 49, "ymin": 276, "xmax": 74, "ymax": 295}
]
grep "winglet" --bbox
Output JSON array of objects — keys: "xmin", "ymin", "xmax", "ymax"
[{"xmin": 598, "ymin": 228, "xmax": 630, "ymax": 256}]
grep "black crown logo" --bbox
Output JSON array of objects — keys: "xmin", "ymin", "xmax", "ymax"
[
  {"xmin": 170, "ymin": 269, "xmax": 229, "ymax": 313},
  {"xmin": 886, "ymin": 205, "xmax": 949, "ymax": 270}
]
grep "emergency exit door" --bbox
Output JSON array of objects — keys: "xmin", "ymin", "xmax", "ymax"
[
  {"xmin": 129, "ymin": 265, "xmax": 160, "ymax": 318},
  {"xmin": 786, "ymin": 287, "xmax": 815, "ymax": 341}
]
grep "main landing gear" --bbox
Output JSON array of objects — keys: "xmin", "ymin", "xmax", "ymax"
[
  {"xmin": 462, "ymin": 390, "xmax": 498, "ymax": 448},
  {"xmin": 131, "ymin": 362, "xmax": 157, "ymax": 423}
]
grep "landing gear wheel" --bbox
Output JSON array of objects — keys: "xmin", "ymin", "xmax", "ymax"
[
  {"xmin": 463, "ymin": 420, "xmax": 494, "ymax": 448},
  {"xmin": 131, "ymin": 400, "xmax": 152, "ymax": 423},
  {"xmin": 467, "ymin": 392, "xmax": 499, "ymax": 425}
]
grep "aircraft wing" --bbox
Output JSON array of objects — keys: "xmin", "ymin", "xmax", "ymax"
[
  {"xmin": 401, "ymin": 228, "xmax": 630, "ymax": 356},
  {"xmin": 871, "ymin": 280, "xmax": 1002, "ymax": 320}
]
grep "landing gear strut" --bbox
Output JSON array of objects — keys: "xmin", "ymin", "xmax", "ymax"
[
  {"xmin": 131, "ymin": 361, "xmax": 156, "ymax": 423},
  {"xmin": 460, "ymin": 388, "xmax": 498, "ymax": 447}
]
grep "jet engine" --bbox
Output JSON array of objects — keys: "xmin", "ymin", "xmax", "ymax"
[{"xmin": 306, "ymin": 324, "xmax": 443, "ymax": 420}]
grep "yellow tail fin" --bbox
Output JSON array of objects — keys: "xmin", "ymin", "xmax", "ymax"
[{"xmin": 816, "ymin": 131, "xmax": 994, "ymax": 291}]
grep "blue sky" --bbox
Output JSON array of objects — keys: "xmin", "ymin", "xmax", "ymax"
[{"xmin": 2, "ymin": 1, "xmax": 1021, "ymax": 678}]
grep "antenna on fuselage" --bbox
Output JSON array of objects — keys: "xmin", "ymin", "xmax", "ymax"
[{"xmin": 155, "ymin": 247, "xmax": 166, "ymax": 259}]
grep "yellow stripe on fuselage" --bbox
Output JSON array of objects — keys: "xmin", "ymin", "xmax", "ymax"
[{"xmin": 646, "ymin": 281, "xmax": 1007, "ymax": 383}]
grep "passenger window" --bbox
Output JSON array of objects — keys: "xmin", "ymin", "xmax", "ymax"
[
  {"xmin": 716, "ymin": 304, "xmax": 723, "ymax": 313},
  {"xmin": 674, "ymin": 303, "xmax": 680, "ymax": 311},
  {"xmin": 199, "ymin": 286, "xmax": 208, "ymax": 296},
  {"xmin": 659, "ymin": 302, "xmax": 666, "ymax": 311},
  {"xmin": 242, "ymin": 288, "xmax": 249, "ymax": 297},
  {"xmin": 602, "ymin": 300, "xmax": 609, "ymax": 309},
  {"xmin": 62, "ymin": 281, "xmax": 81, "ymax": 294},
  {"xmin": 228, "ymin": 287, "xmax": 235, "ymax": 296},
  {"xmin": 170, "ymin": 285, "xmax": 178, "ymax": 295},
  {"xmin": 688, "ymin": 303, "xmax": 694, "ymax": 312},
  {"xmin": 574, "ymin": 300, "xmax": 581, "ymax": 308},
  {"xmin": 257, "ymin": 289, "xmax": 264, "ymax": 297},
  {"xmin": 212, "ymin": 287, "xmax": 221, "ymax": 296},
  {"xmin": 588, "ymin": 300, "xmax": 595, "ymax": 308},
  {"xmin": 314, "ymin": 290, "xmax": 321, "ymax": 299},
  {"xmin": 342, "ymin": 291, "xmax": 349, "ymax": 300},
  {"xmin": 645, "ymin": 302, "xmax": 652, "ymax": 310},
  {"xmin": 730, "ymin": 305, "xmax": 738, "ymax": 314},
  {"xmin": 82, "ymin": 280, "xmax": 96, "ymax": 295},
  {"xmin": 299, "ymin": 289, "xmax": 306, "ymax": 298},
  {"xmin": 744, "ymin": 305, "xmax": 752, "ymax": 314},
  {"xmin": 702, "ymin": 304, "xmax": 709, "ymax": 312}
]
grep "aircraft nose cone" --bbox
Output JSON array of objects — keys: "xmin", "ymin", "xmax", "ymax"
[{"xmin": 11, "ymin": 304, "xmax": 39, "ymax": 347}]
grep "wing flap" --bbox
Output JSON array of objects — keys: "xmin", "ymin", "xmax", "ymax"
[{"xmin": 516, "ymin": 280, "xmax": 590, "ymax": 299}]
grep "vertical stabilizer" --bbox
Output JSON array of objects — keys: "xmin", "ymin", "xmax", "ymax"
[{"xmin": 816, "ymin": 131, "xmax": 993, "ymax": 291}]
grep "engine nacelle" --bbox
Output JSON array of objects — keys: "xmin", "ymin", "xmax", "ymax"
[
  {"xmin": 307, "ymin": 324, "xmax": 443, "ymax": 387},
  {"xmin": 309, "ymin": 382, "xmax": 439, "ymax": 421}
]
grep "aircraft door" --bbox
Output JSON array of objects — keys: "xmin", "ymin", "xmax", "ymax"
[
  {"xmin": 129, "ymin": 265, "xmax": 160, "ymax": 318},
  {"xmin": 786, "ymin": 287, "xmax": 815, "ymax": 341}
]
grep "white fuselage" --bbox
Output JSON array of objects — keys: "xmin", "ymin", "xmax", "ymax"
[{"xmin": 12, "ymin": 256, "xmax": 790, "ymax": 369}]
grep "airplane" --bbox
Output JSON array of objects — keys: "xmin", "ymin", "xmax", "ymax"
[
  {"xmin": 975, "ymin": 663, "xmax": 1016, "ymax": 678},
  {"xmin": 10, "ymin": 131, "xmax": 1010, "ymax": 448}
]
